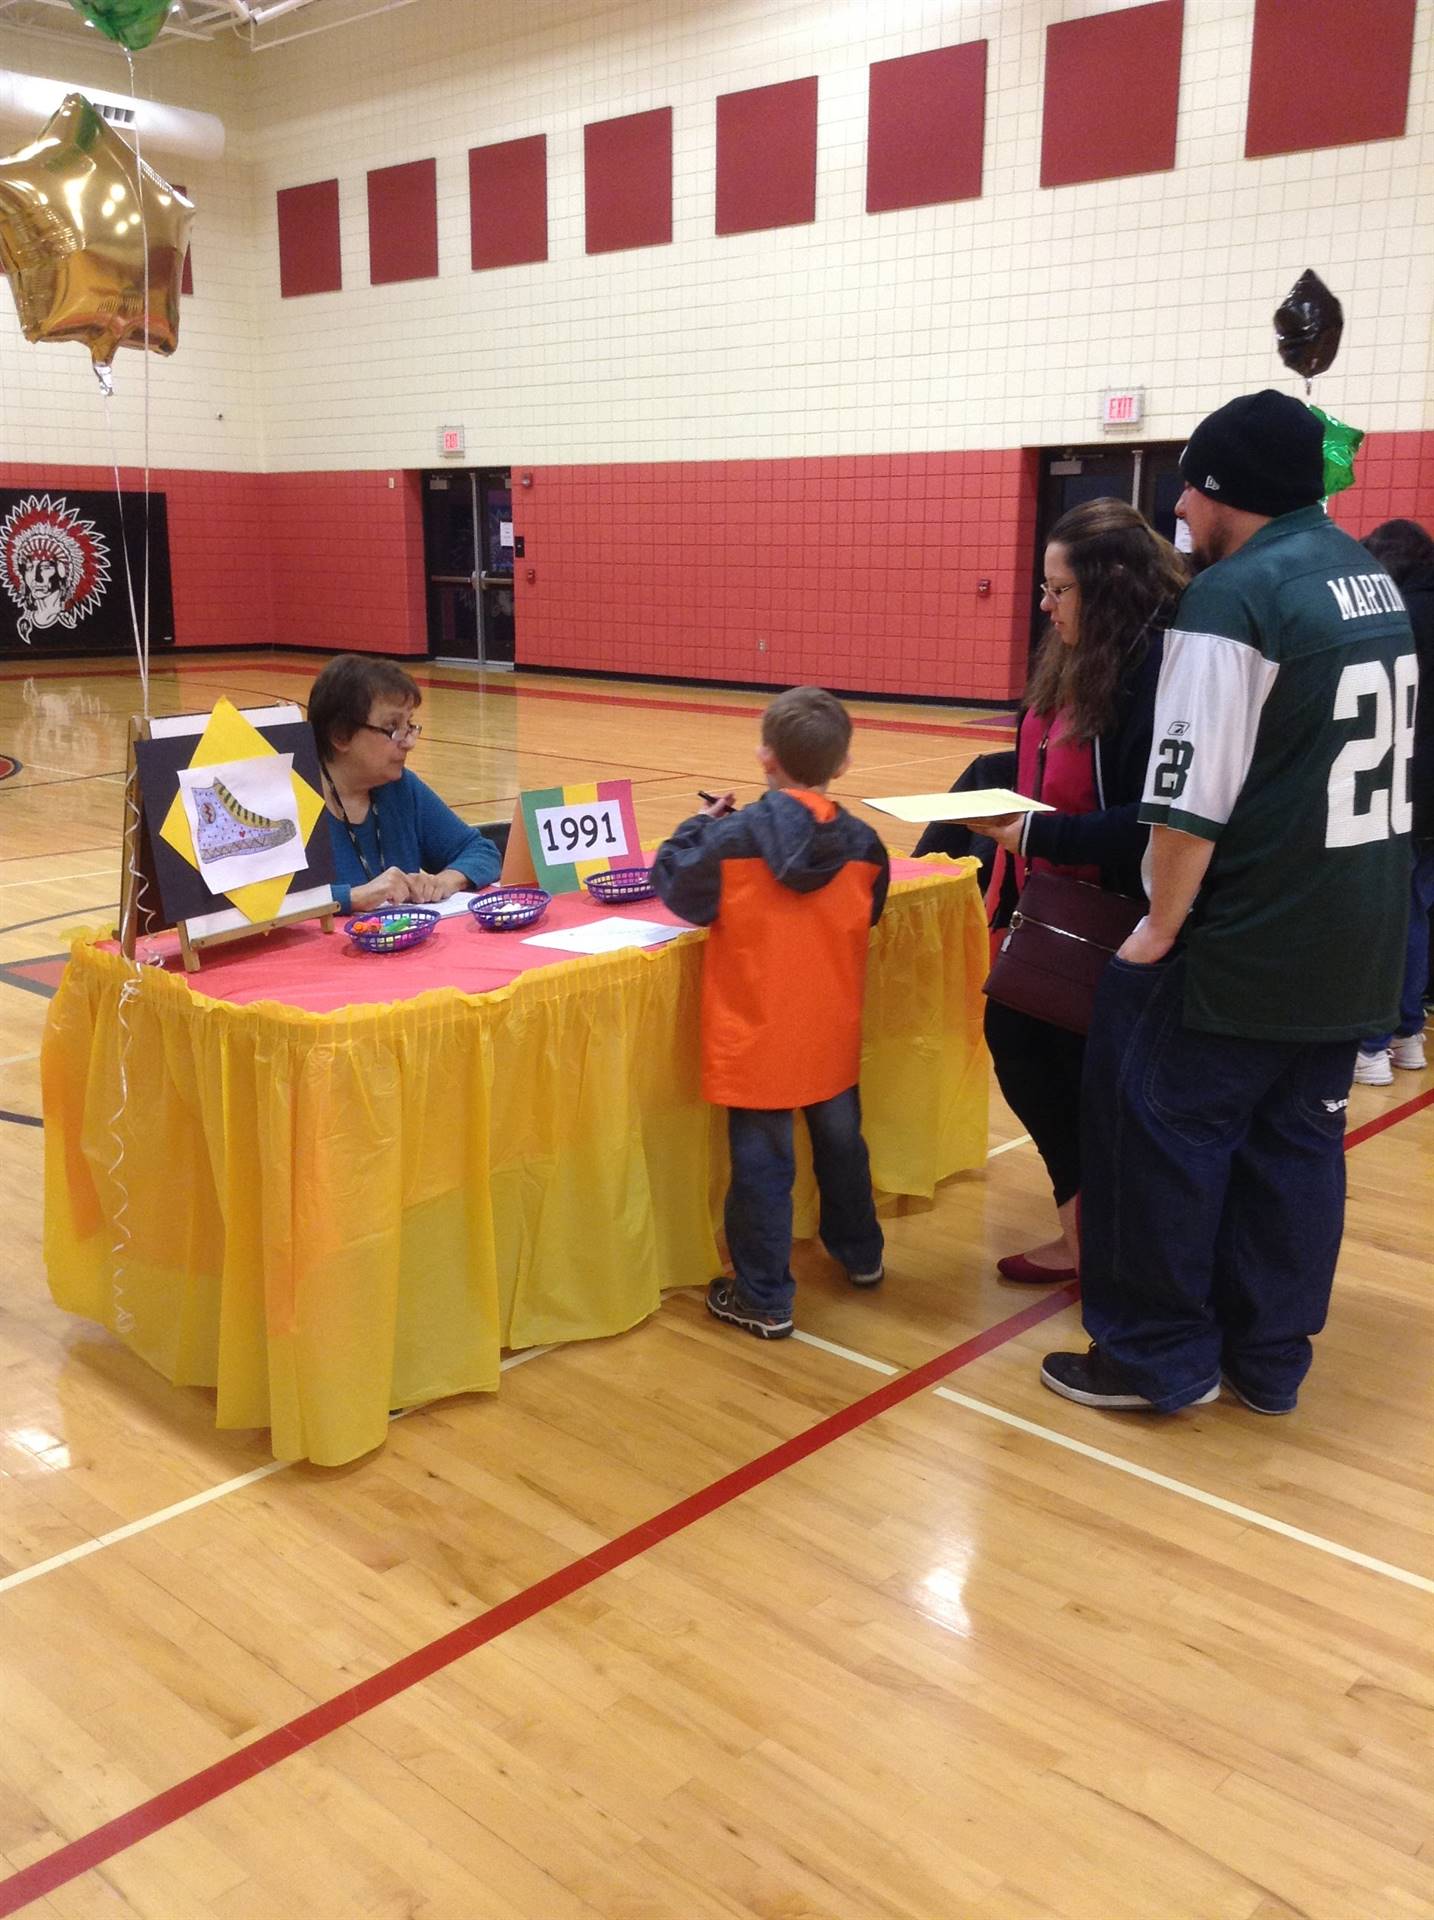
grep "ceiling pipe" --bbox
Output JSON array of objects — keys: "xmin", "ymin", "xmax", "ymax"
[{"xmin": 246, "ymin": 0, "xmax": 416, "ymax": 48}]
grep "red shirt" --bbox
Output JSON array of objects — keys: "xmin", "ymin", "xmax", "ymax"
[{"xmin": 985, "ymin": 707, "xmax": 1100, "ymax": 917}]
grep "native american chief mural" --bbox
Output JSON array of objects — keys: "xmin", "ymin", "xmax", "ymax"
[{"xmin": 0, "ymin": 488, "xmax": 174, "ymax": 656}]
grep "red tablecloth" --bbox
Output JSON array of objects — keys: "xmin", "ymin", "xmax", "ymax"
[{"xmin": 126, "ymin": 857, "xmax": 932, "ymax": 1014}]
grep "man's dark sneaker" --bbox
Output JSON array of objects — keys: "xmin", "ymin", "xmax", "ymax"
[
  {"xmin": 1221, "ymin": 1370, "xmax": 1297, "ymax": 1416},
  {"xmin": 706, "ymin": 1278, "xmax": 793, "ymax": 1340},
  {"xmin": 1041, "ymin": 1344, "xmax": 1218, "ymax": 1411},
  {"xmin": 846, "ymin": 1263, "xmax": 884, "ymax": 1288}
]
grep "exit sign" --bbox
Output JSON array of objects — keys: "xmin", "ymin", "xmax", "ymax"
[
  {"xmin": 438, "ymin": 424, "xmax": 465, "ymax": 457},
  {"xmin": 1101, "ymin": 388, "xmax": 1144, "ymax": 429}
]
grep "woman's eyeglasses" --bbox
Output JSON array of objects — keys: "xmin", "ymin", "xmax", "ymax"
[
  {"xmin": 361, "ymin": 721, "xmax": 422, "ymax": 744},
  {"xmin": 1041, "ymin": 580, "xmax": 1077, "ymax": 602}
]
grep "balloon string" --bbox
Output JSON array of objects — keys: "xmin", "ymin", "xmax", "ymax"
[
  {"xmin": 105, "ymin": 970, "xmax": 143, "ymax": 1339},
  {"xmin": 101, "ymin": 395, "xmax": 149, "ymax": 716},
  {"xmin": 95, "ymin": 51, "xmax": 162, "ymax": 1339},
  {"xmin": 125, "ymin": 48, "xmax": 153, "ymax": 725}
]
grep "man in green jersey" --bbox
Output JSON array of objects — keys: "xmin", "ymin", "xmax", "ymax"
[{"xmin": 1042, "ymin": 390, "xmax": 1416, "ymax": 1416}]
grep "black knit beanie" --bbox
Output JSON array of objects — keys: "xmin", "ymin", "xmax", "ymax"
[{"xmin": 1180, "ymin": 390, "xmax": 1325, "ymax": 518}]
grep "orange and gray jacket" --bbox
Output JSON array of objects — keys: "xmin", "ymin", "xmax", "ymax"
[{"xmin": 652, "ymin": 789, "xmax": 889, "ymax": 1110}]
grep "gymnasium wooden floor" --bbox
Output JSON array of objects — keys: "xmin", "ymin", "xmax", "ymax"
[{"xmin": 1, "ymin": 651, "xmax": 1431, "ymax": 1920}]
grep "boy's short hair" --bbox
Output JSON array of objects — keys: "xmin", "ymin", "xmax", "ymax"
[
  {"xmin": 761, "ymin": 686, "xmax": 853, "ymax": 787},
  {"xmin": 307, "ymin": 654, "xmax": 422, "ymax": 760}
]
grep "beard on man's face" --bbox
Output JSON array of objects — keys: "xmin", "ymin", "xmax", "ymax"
[{"xmin": 1186, "ymin": 517, "xmax": 1233, "ymax": 575}]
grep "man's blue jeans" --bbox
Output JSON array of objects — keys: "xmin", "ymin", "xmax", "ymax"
[
  {"xmin": 1079, "ymin": 953, "xmax": 1357, "ymax": 1412},
  {"xmin": 1363, "ymin": 845, "xmax": 1434, "ymax": 1050},
  {"xmin": 725, "ymin": 1087, "xmax": 884, "ymax": 1315}
]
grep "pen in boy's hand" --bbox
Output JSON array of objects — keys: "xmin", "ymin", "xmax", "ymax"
[{"xmin": 698, "ymin": 789, "xmax": 738, "ymax": 815}]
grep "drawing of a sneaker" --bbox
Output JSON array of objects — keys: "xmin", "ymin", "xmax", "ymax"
[{"xmin": 192, "ymin": 778, "xmax": 297, "ymax": 863}]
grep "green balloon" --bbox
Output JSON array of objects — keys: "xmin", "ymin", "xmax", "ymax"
[
  {"xmin": 1309, "ymin": 405, "xmax": 1364, "ymax": 498},
  {"xmin": 66, "ymin": 0, "xmax": 171, "ymax": 51}
]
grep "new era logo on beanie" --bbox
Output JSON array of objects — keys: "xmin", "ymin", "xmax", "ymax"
[{"xmin": 1180, "ymin": 390, "xmax": 1325, "ymax": 519}]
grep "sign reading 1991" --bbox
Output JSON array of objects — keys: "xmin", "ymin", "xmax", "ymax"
[
  {"xmin": 513, "ymin": 777, "xmax": 642, "ymax": 893},
  {"xmin": 533, "ymin": 796, "xmax": 629, "ymax": 864}
]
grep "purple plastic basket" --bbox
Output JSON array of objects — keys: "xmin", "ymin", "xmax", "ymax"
[
  {"xmin": 584, "ymin": 865, "xmax": 656, "ymax": 905},
  {"xmin": 344, "ymin": 908, "xmax": 440, "ymax": 954},
  {"xmin": 468, "ymin": 885, "xmax": 551, "ymax": 931}
]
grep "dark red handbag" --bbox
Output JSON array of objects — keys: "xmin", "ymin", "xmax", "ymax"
[{"xmin": 983, "ymin": 871, "xmax": 1145, "ymax": 1036}]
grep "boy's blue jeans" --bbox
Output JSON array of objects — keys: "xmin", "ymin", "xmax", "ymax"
[{"xmin": 725, "ymin": 1087, "xmax": 884, "ymax": 1315}]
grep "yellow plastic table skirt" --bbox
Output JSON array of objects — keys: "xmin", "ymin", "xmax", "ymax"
[{"xmin": 42, "ymin": 862, "xmax": 989, "ymax": 1465}]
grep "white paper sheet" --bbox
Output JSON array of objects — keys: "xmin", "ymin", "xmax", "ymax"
[
  {"xmin": 523, "ymin": 916, "xmax": 686, "ymax": 955},
  {"xmin": 432, "ymin": 889, "xmax": 482, "ymax": 917},
  {"xmin": 861, "ymin": 788, "xmax": 1054, "ymax": 825},
  {"xmin": 177, "ymin": 754, "xmax": 306, "ymax": 894}
]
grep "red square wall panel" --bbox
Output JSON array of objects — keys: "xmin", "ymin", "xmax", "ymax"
[
  {"xmin": 1041, "ymin": 1, "xmax": 1183, "ymax": 189},
  {"xmin": 867, "ymin": 42, "xmax": 987, "ymax": 213},
  {"xmin": 716, "ymin": 77, "xmax": 818, "ymax": 236},
  {"xmin": 1246, "ymin": 0, "xmax": 1416, "ymax": 157},
  {"xmin": 368, "ymin": 158, "xmax": 438, "ymax": 285},
  {"xmin": 470, "ymin": 135, "xmax": 548, "ymax": 269},
  {"xmin": 276, "ymin": 179, "xmax": 341, "ymax": 297},
  {"xmin": 584, "ymin": 109, "xmax": 673, "ymax": 254}
]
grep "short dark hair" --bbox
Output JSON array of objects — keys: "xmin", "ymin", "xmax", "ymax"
[
  {"xmin": 1363, "ymin": 518, "xmax": 1434, "ymax": 587},
  {"xmin": 761, "ymin": 685, "xmax": 853, "ymax": 787},
  {"xmin": 307, "ymin": 654, "xmax": 421, "ymax": 760}
]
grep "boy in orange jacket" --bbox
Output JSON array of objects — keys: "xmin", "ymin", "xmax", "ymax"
[{"xmin": 652, "ymin": 686, "xmax": 890, "ymax": 1338}]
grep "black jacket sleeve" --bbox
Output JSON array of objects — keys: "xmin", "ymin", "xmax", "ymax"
[
  {"xmin": 1018, "ymin": 635, "xmax": 1164, "ymax": 893},
  {"xmin": 868, "ymin": 834, "xmax": 891, "ymax": 926},
  {"xmin": 650, "ymin": 813, "xmax": 724, "ymax": 925},
  {"xmin": 911, "ymin": 748, "xmax": 1018, "ymax": 860}
]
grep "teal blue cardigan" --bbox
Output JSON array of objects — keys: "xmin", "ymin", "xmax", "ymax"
[{"xmin": 326, "ymin": 769, "xmax": 500, "ymax": 912}]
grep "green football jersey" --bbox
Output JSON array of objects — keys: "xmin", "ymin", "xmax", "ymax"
[{"xmin": 1140, "ymin": 506, "xmax": 1416, "ymax": 1040}]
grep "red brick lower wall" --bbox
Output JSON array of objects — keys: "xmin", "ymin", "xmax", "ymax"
[
  {"xmin": 0, "ymin": 464, "xmax": 427, "ymax": 658},
  {"xmin": 1327, "ymin": 429, "xmax": 1434, "ymax": 539},
  {"xmin": 512, "ymin": 450, "xmax": 1040, "ymax": 702},
  {"xmin": 6, "ymin": 432, "xmax": 1433, "ymax": 698},
  {"xmin": 266, "ymin": 470, "xmax": 426, "ymax": 655}
]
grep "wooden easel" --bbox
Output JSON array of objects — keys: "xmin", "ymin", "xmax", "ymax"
[{"xmin": 120, "ymin": 713, "xmax": 335, "ymax": 971}]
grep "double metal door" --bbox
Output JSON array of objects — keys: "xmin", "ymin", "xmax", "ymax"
[{"xmin": 422, "ymin": 468, "xmax": 515, "ymax": 666}]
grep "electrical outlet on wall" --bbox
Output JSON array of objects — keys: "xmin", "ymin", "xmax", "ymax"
[{"xmin": 756, "ymin": 637, "xmax": 768, "ymax": 652}]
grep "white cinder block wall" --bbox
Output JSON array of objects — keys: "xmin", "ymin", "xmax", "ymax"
[{"xmin": 1, "ymin": 0, "xmax": 1428, "ymax": 477}]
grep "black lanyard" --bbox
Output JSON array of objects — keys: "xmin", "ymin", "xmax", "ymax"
[{"xmin": 323, "ymin": 767, "xmax": 385, "ymax": 882}]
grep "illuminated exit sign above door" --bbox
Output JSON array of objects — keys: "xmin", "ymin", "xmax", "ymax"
[
  {"xmin": 438, "ymin": 424, "xmax": 465, "ymax": 458},
  {"xmin": 1100, "ymin": 389, "xmax": 1144, "ymax": 430}
]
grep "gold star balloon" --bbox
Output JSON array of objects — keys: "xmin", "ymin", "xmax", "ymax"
[{"xmin": 0, "ymin": 93, "xmax": 194, "ymax": 386}]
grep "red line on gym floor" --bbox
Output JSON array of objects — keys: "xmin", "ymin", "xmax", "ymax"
[
  {"xmin": 0, "ymin": 655, "xmax": 1017, "ymax": 743},
  {"xmin": 1343, "ymin": 1083, "xmax": 1434, "ymax": 1150},
  {"xmin": 0, "ymin": 1282, "xmax": 1077, "ymax": 1916}
]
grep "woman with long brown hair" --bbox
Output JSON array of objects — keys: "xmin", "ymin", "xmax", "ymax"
[{"xmin": 964, "ymin": 497, "xmax": 1188, "ymax": 1281}]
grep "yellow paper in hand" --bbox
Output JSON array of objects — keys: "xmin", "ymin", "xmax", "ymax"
[{"xmin": 861, "ymin": 789, "xmax": 1054, "ymax": 825}]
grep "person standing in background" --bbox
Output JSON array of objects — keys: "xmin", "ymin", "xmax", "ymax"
[{"xmin": 1352, "ymin": 518, "xmax": 1434, "ymax": 1084}]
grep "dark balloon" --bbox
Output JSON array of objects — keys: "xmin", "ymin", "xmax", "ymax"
[{"xmin": 1274, "ymin": 269, "xmax": 1343, "ymax": 381}]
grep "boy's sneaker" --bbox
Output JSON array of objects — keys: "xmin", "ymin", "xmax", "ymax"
[
  {"xmin": 1353, "ymin": 1048, "xmax": 1393, "ymax": 1086},
  {"xmin": 706, "ymin": 1278, "xmax": 793, "ymax": 1340},
  {"xmin": 846, "ymin": 1263, "xmax": 884, "ymax": 1288},
  {"xmin": 1391, "ymin": 1032, "xmax": 1427, "ymax": 1071}
]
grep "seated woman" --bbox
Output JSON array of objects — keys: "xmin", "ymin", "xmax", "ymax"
[
  {"xmin": 960, "ymin": 498, "xmax": 1187, "ymax": 1283},
  {"xmin": 308, "ymin": 654, "xmax": 501, "ymax": 914}
]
